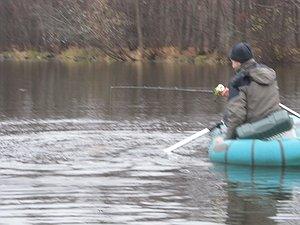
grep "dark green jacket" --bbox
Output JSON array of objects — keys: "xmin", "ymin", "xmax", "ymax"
[{"xmin": 225, "ymin": 59, "xmax": 281, "ymax": 139}]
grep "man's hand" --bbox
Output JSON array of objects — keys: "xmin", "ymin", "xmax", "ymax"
[
  {"xmin": 220, "ymin": 87, "xmax": 229, "ymax": 97},
  {"xmin": 215, "ymin": 136, "xmax": 225, "ymax": 145}
]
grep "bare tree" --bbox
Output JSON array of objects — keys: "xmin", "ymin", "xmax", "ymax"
[{"xmin": 0, "ymin": 0, "xmax": 299, "ymax": 62}]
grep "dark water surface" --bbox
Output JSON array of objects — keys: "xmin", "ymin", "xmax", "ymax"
[{"xmin": 0, "ymin": 61, "xmax": 299, "ymax": 225}]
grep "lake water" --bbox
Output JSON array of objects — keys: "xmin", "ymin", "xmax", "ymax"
[{"xmin": 0, "ymin": 61, "xmax": 299, "ymax": 225}]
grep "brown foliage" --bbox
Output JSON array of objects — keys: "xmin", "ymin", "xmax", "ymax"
[{"xmin": 0, "ymin": 0, "xmax": 299, "ymax": 62}]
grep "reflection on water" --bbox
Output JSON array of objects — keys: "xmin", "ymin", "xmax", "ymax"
[
  {"xmin": 211, "ymin": 165, "xmax": 300, "ymax": 225},
  {"xmin": 0, "ymin": 61, "xmax": 299, "ymax": 224}
]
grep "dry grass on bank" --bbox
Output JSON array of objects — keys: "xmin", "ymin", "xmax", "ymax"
[{"xmin": 1, "ymin": 46, "xmax": 298, "ymax": 64}]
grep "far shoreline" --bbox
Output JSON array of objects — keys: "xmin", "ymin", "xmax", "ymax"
[{"xmin": 0, "ymin": 47, "xmax": 299, "ymax": 65}]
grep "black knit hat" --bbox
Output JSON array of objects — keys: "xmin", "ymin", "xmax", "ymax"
[{"xmin": 230, "ymin": 42, "xmax": 253, "ymax": 63}]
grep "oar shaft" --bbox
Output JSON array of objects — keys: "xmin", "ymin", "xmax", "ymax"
[
  {"xmin": 279, "ymin": 103, "xmax": 300, "ymax": 118},
  {"xmin": 163, "ymin": 128, "xmax": 210, "ymax": 154}
]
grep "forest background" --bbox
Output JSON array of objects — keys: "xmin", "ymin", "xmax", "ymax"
[{"xmin": 0, "ymin": 0, "xmax": 299, "ymax": 64}]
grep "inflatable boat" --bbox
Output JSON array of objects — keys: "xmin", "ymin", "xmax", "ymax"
[{"xmin": 209, "ymin": 116, "xmax": 300, "ymax": 166}]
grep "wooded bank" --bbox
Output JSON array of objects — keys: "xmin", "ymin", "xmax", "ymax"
[{"xmin": 0, "ymin": 0, "xmax": 299, "ymax": 63}]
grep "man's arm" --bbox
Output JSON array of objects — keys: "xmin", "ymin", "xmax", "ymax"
[{"xmin": 225, "ymin": 90, "xmax": 247, "ymax": 139}]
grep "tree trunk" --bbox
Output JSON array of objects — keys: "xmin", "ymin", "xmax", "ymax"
[
  {"xmin": 232, "ymin": 0, "xmax": 237, "ymax": 42},
  {"xmin": 296, "ymin": 4, "xmax": 300, "ymax": 48},
  {"xmin": 213, "ymin": 0, "xmax": 221, "ymax": 52},
  {"xmin": 135, "ymin": 0, "xmax": 144, "ymax": 58}
]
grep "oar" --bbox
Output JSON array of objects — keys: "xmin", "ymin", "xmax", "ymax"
[
  {"xmin": 163, "ymin": 128, "xmax": 210, "ymax": 154},
  {"xmin": 279, "ymin": 103, "xmax": 300, "ymax": 118},
  {"xmin": 163, "ymin": 123, "xmax": 222, "ymax": 154}
]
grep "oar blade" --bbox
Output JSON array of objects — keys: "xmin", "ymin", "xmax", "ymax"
[{"xmin": 163, "ymin": 128, "xmax": 210, "ymax": 154}]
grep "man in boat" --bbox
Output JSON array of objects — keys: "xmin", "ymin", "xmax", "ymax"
[{"xmin": 218, "ymin": 42, "xmax": 281, "ymax": 139}]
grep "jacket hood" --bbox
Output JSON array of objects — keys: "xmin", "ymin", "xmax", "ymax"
[{"xmin": 241, "ymin": 59, "xmax": 276, "ymax": 85}]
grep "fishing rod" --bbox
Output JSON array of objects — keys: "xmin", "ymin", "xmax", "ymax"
[{"xmin": 110, "ymin": 85, "xmax": 213, "ymax": 93}]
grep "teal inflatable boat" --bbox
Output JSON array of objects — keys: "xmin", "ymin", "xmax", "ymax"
[{"xmin": 209, "ymin": 116, "xmax": 300, "ymax": 166}]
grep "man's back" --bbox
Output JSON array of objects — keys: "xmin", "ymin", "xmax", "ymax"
[
  {"xmin": 225, "ymin": 59, "xmax": 280, "ymax": 138},
  {"xmin": 240, "ymin": 61, "xmax": 280, "ymax": 123}
]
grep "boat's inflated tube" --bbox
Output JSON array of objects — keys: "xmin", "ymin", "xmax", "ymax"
[{"xmin": 236, "ymin": 110, "xmax": 294, "ymax": 139}]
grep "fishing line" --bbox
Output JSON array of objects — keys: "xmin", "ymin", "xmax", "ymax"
[{"xmin": 110, "ymin": 86, "xmax": 213, "ymax": 93}]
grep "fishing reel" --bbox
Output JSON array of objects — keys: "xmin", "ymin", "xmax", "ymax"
[
  {"xmin": 213, "ymin": 84, "xmax": 229, "ymax": 97},
  {"xmin": 213, "ymin": 84, "xmax": 225, "ymax": 96}
]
